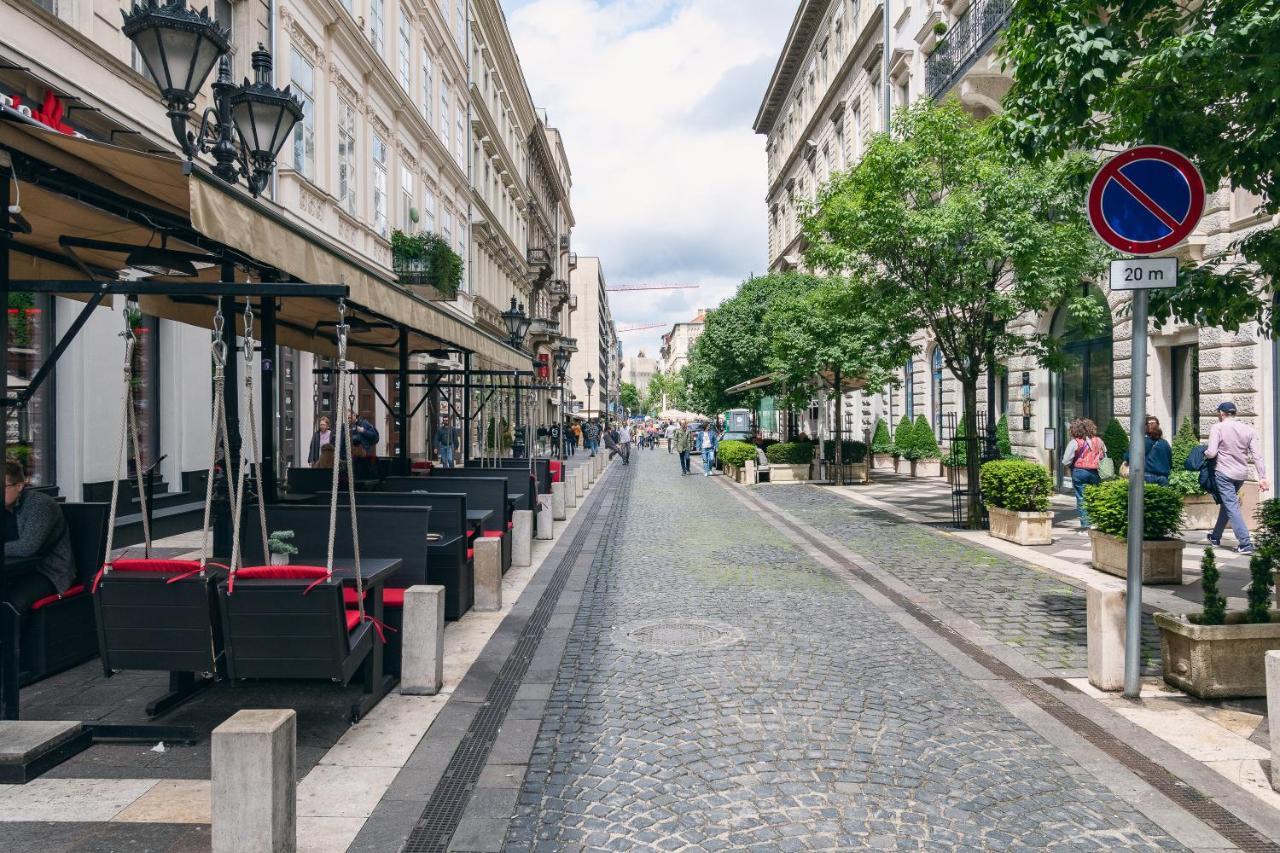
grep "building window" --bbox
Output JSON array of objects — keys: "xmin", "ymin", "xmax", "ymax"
[
  {"xmin": 441, "ymin": 208, "xmax": 452, "ymax": 249},
  {"xmin": 833, "ymin": 6, "xmax": 844, "ymax": 54},
  {"xmin": 421, "ymin": 49, "xmax": 434, "ymax": 125},
  {"xmin": 401, "ymin": 165, "xmax": 414, "ymax": 230},
  {"xmin": 422, "ymin": 187, "xmax": 436, "ymax": 233},
  {"xmin": 904, "ymin": 358, "xmax": 914, "ymax": 417},
  {"xmin": 372, "ymin": 132, "xmax": 388, "ymax": 237},
  {"xmin": 454, "ymin": 0, "xmax": 465, "ymax": 47},
  {"xmin": 339, "ymin": 0, "xmax": 352, "ymax": 13},
  {"xmin": 871, "ymin": 79, "xmax": 882, "ymax": 130},
  {"xmin": 5, "ymin": 294, "xmax": 54, "ymax": 485},
  {"xmin": 337, "ymin": 98, "xmax": 357, "ymax": 215},
  {"xmin": 439, "ymin": 83, "xmax": 450, "ymax": 144},
  {"xmin": 931, "ymin": 347, "xmax": 944, "ymax": 435},
  {"xmin": 398, "ymin": 12, "xmax": 411, "ymax": 91},
  {"xmin": 1171, "ymin": 344, "xmax": 1199, "ymax": 434},
  {"xmin": 455, "ymin": 101, "xmax": 466, "ymax": 168},
  {"xmin": 852, "ymin": 106, "xmax": 862, "ymax": 160},
  {"xmin": 369, "ymin": 0, "xmax": 385, "ymax": 54},
  {"xmin": 897, "ymin": 79, "xmax": 910, "ymax": 110},
  {"xmin": 290, "ymin": 48, "xmax": 315, "ymax": 180}
]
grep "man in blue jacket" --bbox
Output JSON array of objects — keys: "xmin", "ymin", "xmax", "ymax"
[{"xmin": 696, "ymin": 423, "xmax": 719, "ymax": 477}]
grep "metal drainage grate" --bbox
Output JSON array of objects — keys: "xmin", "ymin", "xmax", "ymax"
[
  {"xmin": 401, "ymin": 471, "xmax": 618, "ymax": 853},
  {"xmin": 620, "ymin": 620, "xmax": 743, "ymax": 655}
]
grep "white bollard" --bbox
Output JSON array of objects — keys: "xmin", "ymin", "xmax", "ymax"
[
  {"xmin": 473, "ymin": 539, "xmax": 502, "ymax": 612},
  {"xmin": 745, "ymin": 460, "xmax": 757, "ymax": 484},
  {"xmin": 212, "ymin": 709, "xmax": 296, "ymax": 853},
  {"xmin": 512, "ymin": 510, "xmax": 533, "ymax": 566},
  {"xmin": 551, "ymin": 482, "xmax": 567, "ymax": 520},
  {"xmin": 564, "ymin": 475, "xmax": 578, "ymax": 508},
  {"xmin": 574, "ymin": 466, "xmax": 585, "ymax": 498},
  {"xmin": 536, "ymin": 494, "xmax": 554, "ymax": 540},
  {"xmin": 1087, "ymin": 584, "xmax": 1126, "ymax": 692},
  {"xmin": 1268, "ymin": 651, "xmax": 1280, "ymax": 790},
  {"xmin": 401, "ymin": 585, "xmax": 445, "ymax": 695}
]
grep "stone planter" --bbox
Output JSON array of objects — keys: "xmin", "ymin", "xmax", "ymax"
[
  {"xmin": 269, "ymin": 552, "xmax": 290, "ymax": 566},
  {"xmin": 1181, "ymin": 488, "xmax": 1260, "ymax": 533},
  {"xmin": 913, "ymin": 459, "xmax": 941, "ymax": 478},
  {"xmin": 896, "ymin": 457, "xmax": 913, "ymax": 475},
  {"xmin": 873, "ymin": 453, "xmax": 894, "ymax": 470},
  {"xmin": 769, "ymin": 463, "xmax": 811, "ymax": 483},
  {"xmin": 1088, "ymin": 529, "xmax": 1183, "ymax": 584},
  {"xmin": 987, "ymin": 506, "xmax": 1054, "ymax": 546},
  {"xmin": 826, "ymin": 462, "xmax": 869, "ymax": 485},
  {"xmin": 1154, "ymin": 611, "xmax": 1280, "ymax": 699},
  {"xmin": 943, "ymin": 463, "xmax": 968, "ymax": 486}
]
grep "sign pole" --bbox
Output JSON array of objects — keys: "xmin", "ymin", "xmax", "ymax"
[{"xmin": 1124, "ymin": 288, "xmax": 1149, "ymax": 698}]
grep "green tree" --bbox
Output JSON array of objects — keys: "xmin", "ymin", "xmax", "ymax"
[
  {"xmin": 1200, "ymin": 548, "xmax": 1226, "ymax": 626},
  {"xmin": 1102, "ymin": 418, "xmax": 1129, "ymax": 469},
  {"xmin": 912, "ymin": 415, "xmax": 941, "ymax": 460},
  {"xmin": 1000, "ymin": 0, "xmax": 1280, "ymax": 332},
  {"xmin": 996, "ymin": 414, "xmax": 1013, "ymax": 459},
  {"xmin": 893, "ymin": 415, "xmax": 915, "ymax": 459},
  {"xmin": 871, "ymin": 418, "xmax": 893, "ymax": 454},
  {"xmin": 619, "ymin": 382, "xmax": 641, "ymax": 415},
  {"xmin": 804, "ymin": 100, "xmax": 1106, "ymax": 527},
  {"xmin": 764, "ymin": 277, "xmax": 910, "ymax": 467}
]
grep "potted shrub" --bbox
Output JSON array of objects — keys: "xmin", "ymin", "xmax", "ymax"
[
  {"xmin": 822, "ymin": 440, "xmax": 869, "ymax": 485},
  {"xmin": 391, "ymin": 229, "xmax": 463, "ymax": 300},
  {"xmin": 893, "ymin": 415, "xmax": 915, "ymax": 474},
  {"xmin": 871, "ymin": 418, "xmax": 894, "ymax": 469},
  {"xmin": 1082, "ymin": 478, "xmax": 1185, "ymax": 583},
  {"xmin": 996, "ymin": 414, "xmax": 1012, "ymax": 459},
  {"xmin": 911, "ymin": 415, "xmax": 942, "ymax": 478},
  {"xmin": 1154, "ymin": 544, "xmax": 1280, "ymax": 698},
  {"xmin": 1101, "ymin": 417, "xmax": 1128, "ymax": 479},
  {"xmin": 981, "ymin": 459, "xmax": 1054, "ymax": 545},
  {"xmin": 268, "ymin": 530, "xmax": 298, "ymax": 566},
  {"xmin": 1168, "ymin": 416, "xmax": 1215, "ymax": 528},
  {"xmin": 765, "ymin": 441, "xmax": 815, "ymax": 482},
  {"xmin": 943, "ymin": 418, "xmax": 969, "ymax": 484},
  {"xmin": 718, "ymin": 440, "xmax": 756, "ymax": 483}
]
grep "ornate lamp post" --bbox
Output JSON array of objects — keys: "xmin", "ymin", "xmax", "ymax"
[
  {"xmin": 584, "ymin": 372, "xmax": 595, "ymax": 419},
  {"xmin": 500, "ymin": 297, "xmax": 532, "ymax": 350},
  {"xmin": 553, "ymin": 344, "xmax": 572, "ymax": 460},
  {"xmin": 122, "ymin": 1, "xmax": 302, "ymax": 197}
]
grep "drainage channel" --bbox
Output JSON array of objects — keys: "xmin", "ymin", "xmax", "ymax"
[
  {"xmin": 743, "ymin": 488, "xmax": 1280, "ymax": 853},
  {"xmin": 401, "ymin": 468, "xmax": 617, "ymax": 853}
]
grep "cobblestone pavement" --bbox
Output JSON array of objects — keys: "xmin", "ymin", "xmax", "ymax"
[
  {"xmin": 755, "ymin": 484, "xmax": 1161, "ymax": 675},
  {"xmin": 504, "ymin": 458, "xmax": 1183, "ymax": 851}
]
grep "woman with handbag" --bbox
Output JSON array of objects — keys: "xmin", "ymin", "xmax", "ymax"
[{"xmin": 1062, "ymin": 418, "xmax": 1105, "ymax": 529}]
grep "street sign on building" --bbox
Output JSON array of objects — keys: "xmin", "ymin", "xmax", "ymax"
[{"xmin": 1087, "ymin": 145, "xmax": 1205, "ymax": 256}]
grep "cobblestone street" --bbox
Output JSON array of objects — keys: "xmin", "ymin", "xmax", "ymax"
[{"xmin": 500, "ymin": 456, "xmax": 1184, "ymax": 850}]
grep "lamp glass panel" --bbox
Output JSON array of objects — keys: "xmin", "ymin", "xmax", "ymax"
[
  {"xmin": 187, "ymin": 32, "xmax": 224, "ymax": 98},
  {"xmin": 158, "ymin": 26, "xmax": 204, "ymax": 96},
  {"xmin": 133, "ymin": 28, "xmax": 170, "ymax": 93}
]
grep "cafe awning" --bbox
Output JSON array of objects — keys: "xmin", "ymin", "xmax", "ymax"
[
  {"xmin": 725, "ymin": 371, "xmax": 866, "ymax": 396},
  {"xmin": 1, "ymin": 117, "xmax": 527, "ymax": 369}
]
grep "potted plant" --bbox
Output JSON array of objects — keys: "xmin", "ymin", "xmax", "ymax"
[
  {"xmin": 981, "ymin": 459, "xmax": 1054, "ymax": 545},
  {"xmin": 996, "ymin": 414, "xmax": 1012, "ymax": 459},
  {"xmin": 718, "ymin": 440, "xmax": 757, "ymax": 483},
  {"xmin": 267, "ymin": 530, "xmax": 298, "ymax": 566},
  {"xmin": 871, "ymin": 418, "xmax": 894, "ymax": 470},
  {"xmin": 893, "ymin": 415, "xmax": 915, "ymax": 475},
  {"xmin": 1101, "ymin": 417, "xmax": 1128, "ymax": 479},
  {"xmin": 1168, "ymin": 416, "xmax": 1214, "ymax": 528},
  {"xmin": 765, "ymin": 441, "xmax": 815, "ymax": 482},
  {"xmin": 943, "ymin": 417, "xmax": 969, "ymax": 484},
  {"xmin": 1082, "ymin": 478, "xmax": 1185, "ymax": 583},
  {"xmin": 1154, "ymin": 543, "xmax": 1280, "ymax": 698},
  {"xmin": 390, "ymin": 229, "xmax": 463, "ymax": 300},
  {"xmin": 822, "ymin": 440, "xmax": 869, "ymax": 484},
  {"xmin": 911, "ymin": 415, "xmax": 941, "ymax": 478}
]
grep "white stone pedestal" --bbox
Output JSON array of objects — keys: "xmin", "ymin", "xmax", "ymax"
[
  {"xmin": 212, "ymin": 709, "xmax": 296, "ymax": 853},
  {"xmin": 574, "ymin": 467, "xmax": 585, "ymax": 498},
  {"xmin": 536, "ymin": 495, "xmax": 554, "ymax": 540},
  {"xmin": 551, "ymin": 482, "xmax": 567, "ymax": 520},
  {"xmin": 564, "ymin": 475, "xmax": 578, "ymax": 508},
  {"xmin": 512, "ymin": 510, "xmax": 533, "ymax": 566},
  {"xmin": 400, "ymin": 585, "xmax": 444, "ymax": 695},
  {"xmin": 1087, "ymin": 584, "xmax": 1126, "ymax": 692},
  {"xmin": 1269, "ymin": 652, "xmax": 1280, "ymax": 790},
  {"xmin": 474, "ymin": 539, "xmax": 502, "ymax": 612}
]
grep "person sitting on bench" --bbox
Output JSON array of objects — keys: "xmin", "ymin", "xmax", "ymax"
[{"xmin": 3, "ymin": 460, "xmax": 74, "ymax": 619}]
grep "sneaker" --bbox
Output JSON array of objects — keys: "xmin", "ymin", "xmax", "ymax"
[
  {"xmin": 1237, "ymin": 544, "xmax": 1256, "ymax": 555},
  {"xmin": 1206, "ymin": 534, "xmax": 1222, "ymax": 547}
]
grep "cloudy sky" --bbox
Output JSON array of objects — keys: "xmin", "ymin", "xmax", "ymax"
[{"xmin": 504, "ymin": 0, "xmax": 795, "ymax": 363}]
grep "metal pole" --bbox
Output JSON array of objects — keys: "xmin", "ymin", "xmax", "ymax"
[
  {"xmin": 882, "ymin": 0, "xmax": 892, "ymax": 134},
  {"xmin": 1124, "ymin": 289, "xmax": 1149, "ymax": 698},
  {"xmin": 513, "ymin": 371, "xmax": 523, "ymax": 459},
  {"xmin": 397, "ymin": 326, "xmax": 409, "ymax": 475},
  {"xmin": 259, "ymin": 295, "xmax": 278, "ymax": 504},
  {"xmin": 462, "ymin": 351, "xmax": 472, "ymax": 465},
  {"xmin": 1272, "ymin": 290, "xmax": 1279, "ymax": 490},
  {"xmin": 1, "ymin": 157, "xmax": 16, "ymax": 720}
]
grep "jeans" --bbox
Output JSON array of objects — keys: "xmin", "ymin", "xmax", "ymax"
[
  {"xmin": 1071, "ymin": 467, "xmax": 1101, "ymax": 528},
  {"xmin": 679, "ymin": 450, "xmax": 691, "ymax": 474},
  {"xmin": 2, "ymin": 571, "xmax": 56, "ymax": 620},
  {"xmin": 667, "ymin": 438, "xmax": 673, "ymax": 454},
  {"xmin": 1144, "ymin": 474, "xmax": 1169, "ymax": 486},
  {"xmin": 701, "ymin": 448, "xmax": 715, "ymax": 475},
  {"xmin": 588, "ymin": 439, "xmax": 596, "ymax": 457},
  {"xmin": 437, "ymin": 446, "xmax": 454, "ymax": 468},
  {"xmin": 1212, "ymin": 472, "xmax": 1250, "ymax": 549}
]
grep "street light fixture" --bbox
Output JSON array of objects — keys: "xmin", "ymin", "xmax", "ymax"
[
  {"xmin": 500, "ymin": 297, "xmax": 532, "ymax": 350},
  {"xmin": 122, "ymin": 1, "xmax": 302, "ymax": 196},
  {"xmin": 584, "ymin": 372, "xmax": 594, "ymax": 418}
]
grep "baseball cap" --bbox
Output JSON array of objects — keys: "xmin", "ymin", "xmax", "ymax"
[{"xmin": 1217, "ymin": 401, "xmax": 1238, "ymax": 414}]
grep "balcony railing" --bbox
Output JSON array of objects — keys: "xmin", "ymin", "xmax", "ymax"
[{"xmin": 924, "ymin": 0, "xmax": 1012, "ymax": 100}]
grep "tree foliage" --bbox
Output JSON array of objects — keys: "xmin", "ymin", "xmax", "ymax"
[
  {"xmin": 619, "ymin": 382, "xmax": 641, "ymax": 414},
  {"xmin": 1000, "ymin": 0, "xmax": 1280, "ymax": 332}
]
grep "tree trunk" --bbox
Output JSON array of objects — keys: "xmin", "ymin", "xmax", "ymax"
[
  {"xmin": 834, "ymin": 366, "xmax": 843, "ymax": 472},
  {"xmin": 963, "ymin": 378, "xmax": 983, "ymax": 530}
]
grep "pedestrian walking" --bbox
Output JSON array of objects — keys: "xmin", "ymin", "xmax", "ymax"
[
  {"xmin": 1206, "ymin": 401, "xmax": 1270, "ymax": 553},
  {"xmin": 1061, "ymin": 418, "xmax": 1105, "ymax": 529},
  {"xmin": 1124, "ymin": 416, "xmax": 1172, "ymax": 485},
  {"xmin": 665, "ymin": 421, "xmax": 677, "ymax": 454},
  {"xmin": 675, "ymin": 421, "xmax": 693, "ymax": 475},
  {"xmin": 697, "ymin": 422, "xmax": 719, "ymax": 477},
  {"xmin": 570, "ymin": 422, "xmax": 582, "ymax": 455},
  {"xmin": 616, "ymin": 422, "xmax": 632, "ymax": 464},
  {"xmin": 434, "ymin": 417, "xmax": 458, "ymax": 468},
  {"xmin": 584, "ymin": 420, "xmax": 599, "ymax": 457}
]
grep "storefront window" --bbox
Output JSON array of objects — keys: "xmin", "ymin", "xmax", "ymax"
[{"xmin": 5, "ymin": 293, "xmax": 54, "ymax": 485}]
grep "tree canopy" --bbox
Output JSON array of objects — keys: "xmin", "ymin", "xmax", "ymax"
[{"xmin": 1000, "ymin": 0, "xmax": 1280, "ymax": 331}]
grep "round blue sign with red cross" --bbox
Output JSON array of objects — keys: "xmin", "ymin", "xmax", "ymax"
[{"xmin": 1087, "ymin": 145, "xmax": 1205, "ymax": 256}]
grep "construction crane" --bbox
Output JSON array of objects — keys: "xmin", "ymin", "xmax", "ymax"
[
  {"xmin": 606, "ymin": 283, "xmax": 701, "ymax": 292},
  {"xmin": 617, "ymin": 323, "xmax": 665, "ymax": 333}
]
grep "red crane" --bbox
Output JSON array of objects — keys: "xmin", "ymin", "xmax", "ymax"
[
  {"xmin": 606, "ymin": 283, "xmax": 701, "ymax": 292},
  {"xmin": 617, "ymin": 323, "xmax": 665, "ymax": 333}
]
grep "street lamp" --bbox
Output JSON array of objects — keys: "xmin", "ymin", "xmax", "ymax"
[
  {"xmin": 122, "ymin": 2, "xmax": 302, "ymax": 196},
  {"xmin": 584, "ymin": 372, "xmax": 595, "ymax": 419},
  {"xmin": 553, "ymin": 344, "xmax": 572, "ymax": 460},
  {"xmin": 500, "ymin": 297, "xmax": 531, "ymax": 350}
]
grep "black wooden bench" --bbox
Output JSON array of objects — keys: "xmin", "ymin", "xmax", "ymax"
[{"xmin": 381, "ymin": 477, "xmax": 511, "ymax": 573}]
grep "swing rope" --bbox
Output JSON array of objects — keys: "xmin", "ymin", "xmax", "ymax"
[
  {"xmin": 228, "ymin": 299, "xmax": 271, "ymax": 577},
  {"xmin": 102, "ymin": 305, "xmax": 147, "ymax": 569},
  {"xmin": 324, "ymin": 301, "xmax": 365, "ymax": 621}
]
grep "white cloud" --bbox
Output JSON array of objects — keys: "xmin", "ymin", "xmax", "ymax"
[{"xmin": 505, "ymin": 0, "xmax": 793, "ymax": 361}]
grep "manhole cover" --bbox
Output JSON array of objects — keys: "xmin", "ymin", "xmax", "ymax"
[{"xmin": 618, "ymin": 620, "xmax": 744, "ymax": 655}]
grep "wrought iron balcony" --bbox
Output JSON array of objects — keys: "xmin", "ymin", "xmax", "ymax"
[{"xmin": 924, "ymin": 0, "xmax": 1012, "ymax": 100}]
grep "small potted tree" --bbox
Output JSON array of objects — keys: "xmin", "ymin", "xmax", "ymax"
[
  {"xmin": 718, "ymin": 440, "xmax": 757, "ymax": 483},
  {"xmin": 996, "ymin": 414, "xmax": 1012, "ymax": 459},
  {"xmin": 911, "ymin": 415, "xmax": 942, "ymax": 478},
  {"xmin": 765, "ymin": 441, "xmax": 816, "ymax": 482},
  {"xmin": 1082, "ymin": 478, "xmax": 1185, "ymax": 583},
  {"xmin": 893, "ymin": 415, "xmax": 915, "ymax": 475},
  {"xmin": 942, "ymin": 418, "xmax": 968, "ymax": 485},
  {"xmin": 871, "ymin": 418, "xmax": 894, "ymax": 470},
  {"xmin": 981, "ymin": 459, "xmax": 1054, "ymax": 545},
  {"xmin": 268, "ymin": 530, "xmax": 298, "ymax": 566},
  {"xmin": 1154, "ymin": 543, "xmax": 1280, "ymax": 698},
  {"xmin": 1168, "ymin": 416, "xmax": 1225, "ymax": 530},
  {"xmin": 1101, "ymin": 417, "xmax": 1128, "ymax": 479}
]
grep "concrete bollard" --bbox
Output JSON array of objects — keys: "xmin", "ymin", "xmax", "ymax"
[
  {"xmin": 512, "ymin": 510, "xmax": 533, "ymax": 566},
  {"xmin": 551, "ymin": 482, "xmax": 567, "ymax": 520},
  {"xmin": 574, "ymin": 466, "xmax": 585, "ymax": 498},
  {"xmin": 563, "ymin": 475, "xmax": 578, "ymax": 509},
  {"xmin": 1087, "ymin": 584, "xmax": 1126, "ymax": 692},
  {"xmin": 1268, "ymin": 651, "xmax": 1280, "ymax": 790},
  {"xmin": 401, "ymin": 585, "xmax": 445, "ymax": 695},
  {"xmin": 212, "ymin": 709, "xmax": 296, "ymax": 853},
  {"xmin": 473, "ymin": 539, "xmax": 502, "ymax": 612},
  {"xmin": 745, "ymin": 460, "xmax": 757, "ymax": 484},
  {"xmin": 536, "ymin": 494, "xmax": 554, "ymax": 540}
]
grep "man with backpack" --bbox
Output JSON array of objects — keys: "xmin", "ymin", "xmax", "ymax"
[{"xmin": 1205, "ymin": 401, "xmax": 1269, "ymax": 553}]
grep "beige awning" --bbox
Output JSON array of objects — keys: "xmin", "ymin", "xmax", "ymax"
[
  {"xmin": 725, "ymin": 371, "xmax": 866, "ymax": 396},
  {"xmin": 2, "ymin": 119, "xmax": 527, "ymax": 369}
]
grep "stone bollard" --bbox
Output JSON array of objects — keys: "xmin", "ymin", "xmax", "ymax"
[
  {"xmin": 400, "ymin": 585, "xmax": 445, "ymax": 695},
  {"xmin": 551, "ymin": 482, "xmax": 567, "ymax": 520},
  {"xmin": 564, "ymin": 474, "xmax": 578, "ymax": 508},
  {"xmin": 745, "ymin": 460, "xmax": 757, "ymax": 484},
  {"xmin": 512, "ymin": 510, "xmax": 533, "ymax": 566},
  {"xmin": 473, "ymin": 539, "xmax": 502, "ymax": 612},
  {"xmin": 536, "ymin": 494, "xmax": 554, "ymax": 540},
  {"xmin": 1087, "ymin": 584, "xmax": 1126, "ymax": 692},
  {"xmin": 574, "ymin": 466, "xmax": 585, "ymax": 498},
  {"xmin": 1269, "ymin": 651, "xmax": 1280, "ymax": 790},
  {"xmin": 212, "ymin": 709, "xmax": 296, "ymax": 853}
]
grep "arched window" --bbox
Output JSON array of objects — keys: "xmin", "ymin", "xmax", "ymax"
[
  {"xmin": 904, "ymin": 359, "xmax": 914, "ymax": 417},
  {"xmin": 931, "ymin": 348, "xmax": 944, "ymax": 435},
  {"xmin": 1050, "ymin": 285, "xmax": 1114, "ymax": 487}
]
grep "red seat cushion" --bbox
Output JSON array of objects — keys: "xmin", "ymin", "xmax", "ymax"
[
  {"xmin": 550, "ymin": 461, "xmax": 563, "ymax": 483},
  {"xmin": 109, "ymin": 559, "xmax": 205, "ymax": 574},
  {"xmin": 466, "ymin": 548, "xmax": 474, "ymax": 561},
  {"xmin": 507, "ymin": 520, "xmax": 514, "ymax": 530},
  {"xmin": 30, "ymin": 583, "xmax": 86, "ymax": 612},
  {"xmin": 481, "ymin": 530, "xmax": 504, "ymax": 539},
  {"xmin": 235, "ymin": 565, "xmax": 329, "ymax": 580},
  {"xmin": 383, "ymin": 588, "xmax": 405, "ymax": 608},
  {"xmin": 343, "ymin": 588, "xmax": 366, "ymax": 605},
  {"xmin": 345, "ymin": 610, "xmax": 361, "ymax": 632}
]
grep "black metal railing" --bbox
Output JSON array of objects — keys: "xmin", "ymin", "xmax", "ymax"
[{"xmin": 925, "ymin": 0, "xmax": 1013, "ymax": 100}]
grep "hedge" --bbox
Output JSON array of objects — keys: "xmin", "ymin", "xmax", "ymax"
[
  {"xmin": 1101, "ymin": 418, "xmax": 1129, "ymax": 468},
  {"xmin": 996, "ymin": 414, "xmax": 1012, "ymax": 459},
  {"xmin": 1170, "ymin": 417, "xmax": 1205, "ymax": 496},
  {"xmin": 980, "ymin": 459, "xmax": 1053, "ymax": 513},
  {"xmin": 821, "ymin": 440, "xmax": 868, "ymax": 463},
  {"xmin": 912, "ymin": 415, "xmax": 940, "ymax": 460},
  {"xmin": 717, "ymin": 440, "xmax": 757, "ymax": 468},
  {"xmin": 893, "ymin": 415, "xmax": 914, "ymax": 458},
  {"xmin": 870, "ymin": 418, "xmax": 893, "ymax": 454},
  {"xmin": 1082, "ymin": 478, "xmax": 1183, "ymax": 540},
  {"xmin": 765, "ymin": 441, "xmax": 816, "ymax": 465}
]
